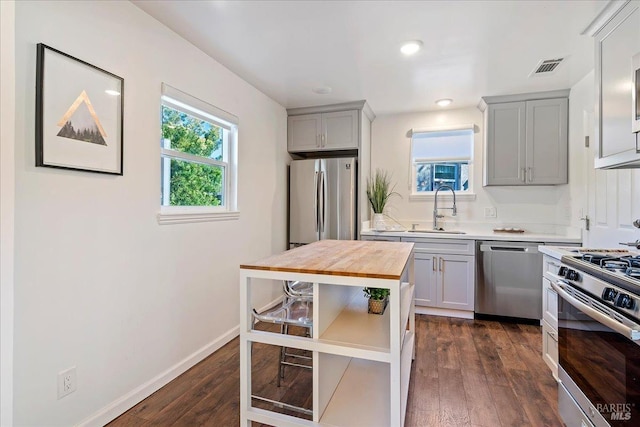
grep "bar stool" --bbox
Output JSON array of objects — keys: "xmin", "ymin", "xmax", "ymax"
[
  {"xmin": 251, "ymin": 295, "xmax": 313, "ymax": 415},
  {"xmin": 283, "ymin": 280, "xmax": 313, "ymax": 298}
]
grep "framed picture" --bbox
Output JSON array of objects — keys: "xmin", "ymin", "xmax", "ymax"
[{"xmin": 36, "ymin": 43, "xmax": 124, "ymax": 175}]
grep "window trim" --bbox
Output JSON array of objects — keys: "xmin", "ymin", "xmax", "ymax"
[
  {"xmin": 409, "ymin": 125, "xmax": 475, "ymax": 197},
  {"xmin": 158, "ymin": 84, "xmax": 239, "ymax": 225}
]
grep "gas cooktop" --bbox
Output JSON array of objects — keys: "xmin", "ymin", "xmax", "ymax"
[{"xmin": 561, "ymin": 252, "xmax": 640, "ymax": 297}]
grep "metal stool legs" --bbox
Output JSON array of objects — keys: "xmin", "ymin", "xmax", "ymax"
[{"xmin": 251, "ymin": 296, "xmax": 313, "ymax": 415}]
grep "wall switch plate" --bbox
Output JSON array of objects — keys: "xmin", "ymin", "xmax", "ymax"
[
  {"xmin": 484, "ymin": 207, "xmax": 497, "ymax": 218},
  {"xmin": 57, "ymin": 366, "xmax": 77, "ymax": 399}
]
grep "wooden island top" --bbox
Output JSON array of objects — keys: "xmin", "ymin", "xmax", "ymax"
[{"xmin": 240, "ymin": 239, "xmax": 414, "ymax": 280}]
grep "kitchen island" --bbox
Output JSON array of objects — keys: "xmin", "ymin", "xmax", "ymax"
[{"xmin": 239, "ymin": 239, "xmax": 415, "ymax": 427}]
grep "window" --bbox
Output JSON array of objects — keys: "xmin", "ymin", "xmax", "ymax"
[
  {"xmin": 410, "ymin": 128, "xmax": 473, "ymax": 195},
  {"xmin": 159, "ymin": 84, "xmax": 238, "ymax": 224}
]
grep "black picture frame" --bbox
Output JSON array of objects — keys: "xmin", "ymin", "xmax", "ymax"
[{"xmin": 35, "ymin": 43, "xmax": 124, "ymax": 175}]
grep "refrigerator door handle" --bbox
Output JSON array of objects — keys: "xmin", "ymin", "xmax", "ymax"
[
  {"xmin": 314, "ymin": 171, "xmax": 319, "ymax": 232},
  {"xmin": 319, "ymin": 170, "xmax": 326, "ymax": 234}
]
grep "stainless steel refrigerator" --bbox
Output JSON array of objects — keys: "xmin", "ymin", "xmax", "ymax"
[{"xmin": 289, "ymin": 157, "xmax": 356, "ymax": 247}]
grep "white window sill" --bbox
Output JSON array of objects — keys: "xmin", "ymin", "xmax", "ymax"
[
  {"xmin": 409, "ymin": 192, "xmax": 476, "ymax": 202},
  {"xmin": 157, "ymin": 207, "xmax": 240, "ymax": 225}
]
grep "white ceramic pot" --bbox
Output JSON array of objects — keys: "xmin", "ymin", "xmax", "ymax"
[{"xmin": 373, "ymin": 213, "xmax": 386, "ymax": 231}]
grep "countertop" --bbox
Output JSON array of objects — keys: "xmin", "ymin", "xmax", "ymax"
[
  {"xmin": 240, "ymin": 239, "xmax": 414, "ymax": 280},
  {"xmin": 361, "ymin": 227, "xmax": 582, "ymax": 244},
  {"xmin": 539, "ymin": 245, "xmax": 638, "ymax": 260},
  {"xmin": 538, "ymin": 245, "xmax": 582, "ymax": 259}
]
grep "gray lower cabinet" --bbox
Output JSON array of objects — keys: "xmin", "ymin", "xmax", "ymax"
[
  {"xmin": 414, "ymin": 252, "xmax": 474, "ymax": 310},
  {"xmin": 402, "ymin": 237, "xmax": 475, "ymax": 312},
  {"xmin": 480, "ymin": 91, "xmax": 569, "ymax": 186}
]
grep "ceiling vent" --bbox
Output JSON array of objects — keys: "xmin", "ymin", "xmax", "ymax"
[{"xmin": 530, "ymin": 58, "xmax": 565, "ymax": 77}]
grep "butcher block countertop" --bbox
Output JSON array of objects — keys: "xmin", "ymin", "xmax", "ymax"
[{"xmin": 240, "ymin": 239, "xmax": 414, "ymax": 280}]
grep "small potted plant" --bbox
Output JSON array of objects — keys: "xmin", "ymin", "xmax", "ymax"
[
  {"xmin": 366, "ymin": 169, "xmax": 398, "ymax": 231},
  {"xmin": 364, "ymin": 287, "xmax": 390, "ymax": 315}
]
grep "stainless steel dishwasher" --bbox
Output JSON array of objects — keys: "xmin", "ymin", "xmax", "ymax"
[{"xmin": 475, "ymin": 241, "xmax": 543, "ymax": 320}]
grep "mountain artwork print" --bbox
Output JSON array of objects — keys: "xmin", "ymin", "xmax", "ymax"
[{"xmin": 56, "ymin": 90, "xmax": 107, "ymax": 146}]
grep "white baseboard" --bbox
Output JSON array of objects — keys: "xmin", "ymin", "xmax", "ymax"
[
  {"xmin": 77, "ymin": 295, "xmax": 283, "ymax": 427},
  {"xmin": 415, "ymin": 306, "xmax": 474, "ymax": 319}
]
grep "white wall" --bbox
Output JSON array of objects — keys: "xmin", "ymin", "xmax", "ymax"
[
  {"xmin": 1, "ymin": 1, "xmax": 16, "ymax": 425},
  {"xmin": 13, "ymin": 1, "xmax": 288, "ymax": 425},
  {"xmin": 560, "ymin": 70, "xmax": 592, "ymax": 232},
  {"xmin": 371, "ymin": 107, "xmax": 576, "ymax": 231}
]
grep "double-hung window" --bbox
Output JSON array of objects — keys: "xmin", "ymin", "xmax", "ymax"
[
  {"xmin": 159, "ymin": 84, "xmax": 238, "ymax": 224},
  {"xmin": 410, "ymin": 127, "xmax": 474, "ymax": 196}
]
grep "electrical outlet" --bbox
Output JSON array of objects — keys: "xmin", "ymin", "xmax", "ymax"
[
  {"xmin": 57, "ymin": 367, "xmax": 77, "ymax": 399},
  {"xmin": 484, "ymin": 207, "xmax": 497, "ymax": 218}
]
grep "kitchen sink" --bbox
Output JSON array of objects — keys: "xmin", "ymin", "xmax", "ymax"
[{"xmin": 407, "ymin": 229, "xmax": 466, "ymax": 234}]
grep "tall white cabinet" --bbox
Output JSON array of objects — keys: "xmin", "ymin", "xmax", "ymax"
[
  {"xmin": 479, "ymin": 90, "xmax": 569, "ymax": 186},
  {"xmin": 591, "ymin": 0, "xmax": 640, "ymax": 169}
]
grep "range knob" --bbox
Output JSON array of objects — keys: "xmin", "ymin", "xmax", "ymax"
[
  {"xmin": 602, "ymin": 287, "xmax": 618, "ymax": 301},
  {"xmin": 558, "ymin": 266, "xmax": 568, "ymax": 276},
  {"xmin": 565, "ymin": 269, "xmax": 580, "ymax": 281},
  {"xmin": 614, "ymin": 293, "xmax": 636, "ymax": 309}
]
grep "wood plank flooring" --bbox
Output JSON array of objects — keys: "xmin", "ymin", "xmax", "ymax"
[{"xmin": 107, "ymin": 315, "xmax": 562, "ymax": 427}]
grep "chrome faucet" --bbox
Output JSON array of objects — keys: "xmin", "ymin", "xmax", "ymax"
[{"xmin": 433, "ymin": 185, "xmax": 457, "ymax": 230}]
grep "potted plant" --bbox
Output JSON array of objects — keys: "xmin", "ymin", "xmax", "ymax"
[
  {"xmin": 366, "ymin": 169, "xmax": 398, "ymax": 231},
  {"xmin": 364, "ymin": 287, "xmax": 390, "ymax": 315}
]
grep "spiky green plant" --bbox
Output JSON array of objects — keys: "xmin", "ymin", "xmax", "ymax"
[
  {"xmin": 366, "ymin": 169, "xmax": 398, "ymax": 214},
  {"xmin": 363, "ymin": 287, "xmax": 390, "ymax": 300}
]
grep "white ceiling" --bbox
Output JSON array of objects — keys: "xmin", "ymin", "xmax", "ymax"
[{"xmin": 133, "ymin": 0, "xmax": 607, "ymax": 115}]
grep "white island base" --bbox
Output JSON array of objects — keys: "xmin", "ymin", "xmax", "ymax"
[{"xmin": 239, "ymin": 240, "xmax": 415, "ymax": 427}]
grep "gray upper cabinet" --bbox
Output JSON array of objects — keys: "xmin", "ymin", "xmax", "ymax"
[
  {"xmin": 480, "ymin": 91, "xmax": 569, "ymax": 186},
  {"xmin": 288, "ymin": 110, "xmax": 358, "ymax": 152},
  {"xmin": 591, "ymin": 1, "xmax": 640, "ymax": 169},
  {"xmin": 287, "ymin": 114, "xmax": 322, "ymax": 152}
]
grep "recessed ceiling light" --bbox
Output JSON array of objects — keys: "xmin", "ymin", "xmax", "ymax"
[
  {"xmin": 105, "ymin": 90, "xmax": 121, "ymax": 96},
  {"xmin": 312, "ymin": 86, "xmax": 332, "ymax": 95},
  {"xmin": 436, "ymin": 98, "xmax": 453, "ymax": 107},
  {"xmin": 400, "ymin": 40, "xmax": 423, "ymax": 56}
]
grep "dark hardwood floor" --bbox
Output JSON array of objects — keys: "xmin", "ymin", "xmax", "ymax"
[{"xmin": 107, "ymin": 315, "xmax": 562, "ymax": 427}]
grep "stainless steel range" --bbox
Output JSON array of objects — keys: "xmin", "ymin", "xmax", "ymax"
[{"xmin": 553, "ymin": 250, "xmax": 640, "ymax": 427}]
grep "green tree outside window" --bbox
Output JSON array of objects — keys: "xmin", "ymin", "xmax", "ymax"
[{"xmin": 161, "ymin": 106, "xmax": 224, "ymax": 206}]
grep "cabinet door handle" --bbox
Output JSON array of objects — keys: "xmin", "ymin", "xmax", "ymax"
[
  {"xmin": 432, "ymin": 257, "xmax": 437, "ymax": 272},
  {"xmin": 439, "ymin": 258, "xmax": 444, "ymax": 272},
  {"xmin": 527, "ymin": 167, "xmax": 533, "ymax": 182}
]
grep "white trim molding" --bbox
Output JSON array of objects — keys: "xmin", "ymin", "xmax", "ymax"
[
  {"xmin": 157, "ymin": 208, "xmax": 240, "ymax": 225},
  {"xmin": 77, "ymin": 325, "xmax": 240, "ymax": 427},
  {"xmin": 581, "ymin": 0, "xmax": 629, "ymax": 36},
  {"xmin": 409, "ymin": 192, "xmax": 477, "ymax": 202},
  {"xmin": 409, "ymin": 123, "xmax": 476, "ymax": 136},
  {"xmin": 77, "ymin": 294, "xmax": 282, "ymax": 426}
]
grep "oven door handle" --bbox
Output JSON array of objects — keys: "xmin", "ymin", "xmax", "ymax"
[{"xmin": 551, "ymin": 280, "xmax": 640, "ymax": 341}]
